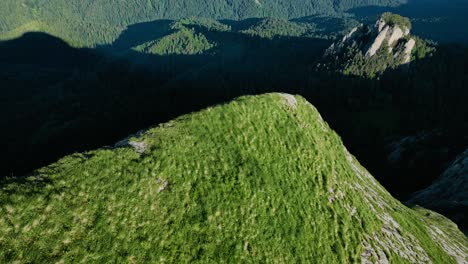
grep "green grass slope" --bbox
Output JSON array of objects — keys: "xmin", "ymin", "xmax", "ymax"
[{"xmin": 0, "ymin": 94, "xmax": 466, "ymax": 263}]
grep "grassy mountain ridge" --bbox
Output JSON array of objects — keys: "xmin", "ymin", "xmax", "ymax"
[{"xmin": 1, "ymin": 93, "xmax": 466, "ymax": 262}]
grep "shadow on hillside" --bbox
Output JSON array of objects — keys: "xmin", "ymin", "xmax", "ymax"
[
  {"xmin": 109, "ymin": 20, "xmax": 173, "ymax": 51},
  {"xmin": 0, "ymin": 32, "xmax": 98, "ymax": 68},
  {"xmin": 0, "ymin": 28, "xmax": 331, "ymax": 179},
  {"xmin": 0, "ymin": 174, "xmax": 54, "ymax": 203},
  {"xmin": 1, "ymin": 20, "xmax": 467, "ymax": 232}
]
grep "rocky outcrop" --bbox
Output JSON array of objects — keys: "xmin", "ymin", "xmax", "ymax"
[
  {"xmin": 326, "ymin": 15, "xmax": 413, "ymax": 60},
  {"xmin": 388, "ymin": 26, "xmax": 404, "ymax": 48},
  {"xmin": 365, "ymin": 25, "xmax": 390, "ymax": 57},
  {"xmin": 365, "ymin": 19, "xmax": 410, "ymax": 58},
  {"xmin": 114, "ymin": 129, "xmax": 148, "ymax": 154},
  {"xmin": 402, "ymin": 38, "xmax": 416, "ymax": 64},
  {"xmin": 323, "ymin": 25, "xmax": 362, "ymax": 57},
  {"xmin": 377, "ymin": 18, "xmax": 387, "ymax": 32},
  {"xmin": 341, "ymin": 26, "xmax": 359, "ymax": 43},
  {"xmin": 409, "ymin": 149, "xmax": 468, "ymax": 231},
  {"xmin": 321, "ymin": 13, "xmax": 423, "ymax": 77},
  {"xmin": 384, "ymin": 130, "xmax": 467, "ymax": 202}
]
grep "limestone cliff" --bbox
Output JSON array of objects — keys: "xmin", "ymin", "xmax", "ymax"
[
  {"xmin": 364, "ymin": 16, "xmax": 412, "ymax": 58},
  {"xmin": 321, "ymin": 13, "xmax": 429, "ymax": 78}
]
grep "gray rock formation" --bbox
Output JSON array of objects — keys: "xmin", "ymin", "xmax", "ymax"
[
  {"xmin": 388, "ymin": 26, "xmax": 404, "ymax": 48},
  {"xmin": 365, "ymin": 19, "xmax": 410, "ymax": 58},
  {"xmin": 402, "ymin": 38, "xmax": 416, "ymax": 64},
  {"xmin": 341, "ymin": 26, "xmax": 359, "ymax": 44},
  {"xmin": 321, "ymin": 13, "xmax": 426, "ymax": 77},
  {"xmin": 409, "ymin": 149, "xmax": 468, "ymax": 231},
  {"xmin": 377, "ymin": 18, "xmax": 387, "ymax": 32},
  {"xmin": 279, "ymin": 93, "xmax": 297, "ymax": 109},
  {"xmin": 365, "ymin": 25, "xmax": 390, "ymax": 57},
  {"xmin": 114, "ymin": 129, "xmax": 148, "ymax": 154},
  {"xmin": 323, "ymin": 25, "xmax": 362, "ymax": 57}
]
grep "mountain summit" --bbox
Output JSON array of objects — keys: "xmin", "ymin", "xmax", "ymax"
[
  {"xmin": 0, "ymin": 93, "xmax": 466, "ymax": 263},
  {"xmin": 321, "ymin": 13, "xmax": 434, "ymax": 78},
  {"xmin": 363, "ymin": 13, "xmax": 412, "ymax": 59}
]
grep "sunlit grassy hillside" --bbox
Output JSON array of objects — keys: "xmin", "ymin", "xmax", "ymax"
[{"xmin": 0, "ymin": 93, "xmax": 466, "ymax": 263}]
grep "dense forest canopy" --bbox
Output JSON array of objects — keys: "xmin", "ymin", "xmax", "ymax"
[
  {"xmin": 381, "ymin": 12, "xmax": 411, "ymax": 29},
  {"xmin": 2, "ymin": 0, "xmax": 467, "ymax": 46},
  {"xmin": 0, "ymin": 0, "xmax": 405, "ymax": 46}
]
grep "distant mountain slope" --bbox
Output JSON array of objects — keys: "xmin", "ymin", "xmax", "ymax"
[
  {"xmin": 1, "ymin": 94, "xmax": 466, "ymax": 263},
  {"xmin": 409, "ymin": 149, "xmax": 468, "ymax": 232},
  {"xmin": 0, "ymin": 0, "xmax": 405, "ymax": 46},
  {"xmin": 321, "ymin": 13, "xmax": 434, "ymax": 78},
  {"xmin": 120, "ymin": 17, "xmax": 346, "ymax": 57},
  {"xmin": 0, "ymin": 32, "xmax": 97, "ymax": 68}
]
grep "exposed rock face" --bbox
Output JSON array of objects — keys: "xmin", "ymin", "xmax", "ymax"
[
  {"xmin": 279, "ymin": 93, "xmax": 297, "ymax": 109},
  {"xmin": 388, "ymin": 26, "xmax": 404, "ymax": 47},
  {"xmin": 377, "ymin": 18, "xmax": 387, "ymax": 32},
  {"xmin": 410, "ymin": 149, "xmax": 468, "ymax": 231},
  {"xmin": 321, "ymin": 13, "xmax": 422, "ymax": 77},
  {"xmin": 384, "ymin": 130, "xmax": 467, "ymax": 201},
  {"xmin": 365, "ymin": 19, "xmax": 409, "ymax": 58},
  {"xmin": 323, "ymin": 25, "xmax": 361, "ymax": 57},
  {"xmin": 365, "ymin": 25, "xmax": 390, "ymax": 57},
  {"xmin": 402, "ymin": 38, "xmax": 416, "ymax": 64},
  {"xmin": 114, "ymin": 129, "xmax": 148, "ymax": 154},
  {"xmin": 341, "ymin": 26, "xmax": 359, "ymax": 43}
]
